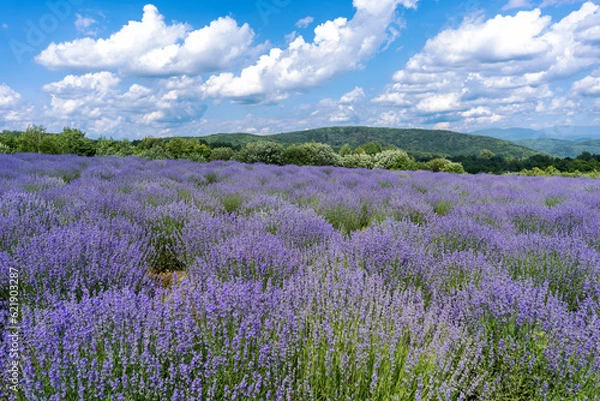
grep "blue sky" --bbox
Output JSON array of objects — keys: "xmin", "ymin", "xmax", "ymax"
[{"xmin": 1, "ymin": 0, "xmax": 599, "ymax": 138}]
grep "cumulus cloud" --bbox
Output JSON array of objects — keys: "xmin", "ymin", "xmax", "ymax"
[
  {"xmin": 295, "ymin": 16, "xmax": 314, "ymax": 28},
  {"xmin": 37, "ymin": 5, "xmax": 256, "ymax": 76},
  {"xmin": 42, "ymin": 72, "xmax": 120, "ymax": 117},
  {"xmin": 0, "ymin": 84, "xmax": 34, "ymax": 128},
  {"xmin": 374, "ymin": 2, "xmax": 600, "ymax": 129},
  {"xmin": 339, "ymin": 87, "xmax": 365, "ymax": 104},
  {"xmin": 201, "ymin": 0, "xmax": 417, "ymax": 104},
  {"xmin": 572, "ymin": 70, "xmax": 600, "ymax": 96},
  {"xmin": 41, "ymin": 72, "xmax": 206, "ymax": 136},
  {"xmin": 310, "ymin": 87, "xmax": 368, "ymax": 124},
  {"xmin": 0, "ymin": 84, "xmax": 21, "ymax": 108}
]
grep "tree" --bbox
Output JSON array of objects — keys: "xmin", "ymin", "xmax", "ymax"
[
  {"xmin": 96, "ymin": 137, "xmax": 135, "ymax": 156},
  {"xmin": 236, "ymin": 142, "xmax": 285, "ymax": 165},
  {"xmin": 56, "ymin": 127, "xmax": 95, "ymax": 156},
  {"xmin": 341, "ymin": 154, "xmax": 374, "ymax": 169},
  {"xmin": 19, "ymin": 124, "xmax": 46, "ymax": 153},
  {"xmin": 137, "ymin": 146, "xmax": 173, "ymax": 160},
  {"xmin": 283, "ymin": 142, "xmax": 342, "ymax": 166},
  {"xmin": 209, "ymin": 147, "xmax": 236, "ymax": 161},
  {"xmin": 0, "ymin": 131, "xmax": 18, "ymax": 153},
  {"xmin": 356, "ymin": 141, "xmax": 383, "ymax": 156},
  {"xmin": 426, "ymin": 158, "xmax": 465, "ymax": 173},
  {"xmin": 373, "ymin": 150, "xmax": 415, "ymax": 170},
  {"xmin": 480, "ymin": 149, "xmax": 495, "ymax": 159},
  {"xmin": 339, "ymin": 143, "xmax": 354, "ymax": 157},
  {"xmin": 0, "ymin": 143, "xmax": 11, "ymax": 154}
]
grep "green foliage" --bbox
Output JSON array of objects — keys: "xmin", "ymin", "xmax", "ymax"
[
  {"xmin": 200, "ymin": 126, "xmax": 539, "ymax": 158},
  {"xmin": 0, "ymin": 131, "xmax": 19, "ymax": 153},
  {"xmin": 338, "ymin": 143, "xmax": 354, "ymax": 156},
  {"xmin": 6, "ymin": 124, "xmax": 600, "ymax": 178},
  {"xmin": 425, "ymin": 158, "xmax": 465, "ymax": 173},
  {"xmin": 373, "ymin": 150, "xmax": 416, "ymax": 170},
  {"xmin": 165, "ymin": 137, "xmax": 211, "ymax": 160},
  {"xmin": 148, "ymin": 217, "xmax": 186, "ymax": 274},
  {"xmin": 321, "ymin": 202, "xmax": 379, "ymax": 235},
  {"xmin": 18, "ymin": 124, "xmax": 47, "ymax": 153},
  {"xmin": 480, "ymin": 149, "xmax": 495, "ymax": 159},
  {"xmin": 283, "ymin": 142, "xmax": 342, "ymax": 166},
  {"xmin": 516, "ymin": 138, "xmax": 600, "ymax": 158},
  {"xmin": 236, "ymin": 141, "xmax": 285, "ymax": 165},
  {"xmin": 96, "ymin": 137, "xmax": 135, "ymax": 156},
  {"xmin": 341, "ymin": 153, "xmax": 374, "ymax": 169},
  {"xmin": 356, "ymin": 141, "xmax": 383, "ymax": 155},
  {"xmin": 137, "ymin": 145, "xmax": 173, "ymax": 160},
  {"xmin": 220, "ymin": 193, "xmax": 245, "ymax": 214},
  {"xmin": 209, "ymin": 147, "xmax": 236, "ymax": 161},
  {"xmin": 54, "ymin": 127, "xmax": 95, "ymax": 156},
  {"xmin": 441, "ymin": 162, "xmax": 466, "ymax": 174}
]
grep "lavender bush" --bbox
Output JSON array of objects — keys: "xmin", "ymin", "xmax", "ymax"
[{"xmin": 1, "ymin": 154, "xmax": 599, "ymax": 400}]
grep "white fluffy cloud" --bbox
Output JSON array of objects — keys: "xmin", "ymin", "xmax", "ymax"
[
  {"xmin": 572, "ymin": 70, "xmax": 600, "ymax": 96},
  {"xmin": 309, "ymin": 87, "xmax": 368, "ymax": 124},
  {"xmin": 201, "ymin": 0, "xmax": 417, "ymax": 104},
  {"xmin": 0, "ymin": 84, "xmax": 33, "ymax": 128},
  {"xmin": 0, "ymin": 84, "xmax": 21, "ymax": 108},
  {"xmin": 41, "ymin": 72, "xmax": 206, "ymax": 136},
  {"xmin": 42, "ymin": 72, "xmax": 120, "ymax": 117},
  {"xmin": 36, "ymin": 5, "xmax": 256, "ymax": 76},
  {"xmin": 339, "ymin": 87, "xmax": 365, "ymax": 104},
  {"xmin": 374, "ymin": 2, "xmax": 600, "ymax": 129}
]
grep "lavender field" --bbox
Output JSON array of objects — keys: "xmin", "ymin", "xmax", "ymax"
[{"xmin": 1, "ymin": 154, "xmax": 599, "ymax": 400}]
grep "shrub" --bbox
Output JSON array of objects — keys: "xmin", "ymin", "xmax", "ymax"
[
  {"xmin": 0, "ymin": 143, "xmax": 11, "ymax": 154},
  {"xmin": 373, "ymin": 149, "xmax": 415, "ymax": 170},
  {"xmin": 209, "ymin": 147, "xmax": 236, "ymax": 161},
  {"xmin": 426, "ymin": 158, "xmax": 465, "ymax": 173},
  {"xmin": 356, "ymin": 141, "xmax": 382, "ymax": 155},
  {"xmin": 138, "ymin": 146, "xmax": 174, "ymax": 160},
  {"xmin": 236, "ymin": 141, "xmax": 285, "ymax": 165},
  {"xmin": 283, "ymin": 142, "xmax": 342, "ymax": 166},
  {"xmin": 341, "ymin": 153, "xmax": 374, "ymax": 169},
  {"xmin": 441, "ymin": 161, "xmax": 466, "ymax": 174}
]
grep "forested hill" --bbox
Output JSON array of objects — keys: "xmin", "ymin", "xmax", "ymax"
[
  {"xmin": 201, "ymin": 126, "xmax": 539, "ymax": 158},
  {"xmin": 515, "ymin": 138, "xmax": 600, "ymax": 158}
]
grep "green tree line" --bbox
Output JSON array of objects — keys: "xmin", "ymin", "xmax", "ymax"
[{"xmin": 2, "ymin": 126, "xmax": 600, "ymax": 177}]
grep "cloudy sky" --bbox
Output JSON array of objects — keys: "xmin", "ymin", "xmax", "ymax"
[{"xmin": 1, "ymin": 0, "xmax": 599, "ymax": 138}]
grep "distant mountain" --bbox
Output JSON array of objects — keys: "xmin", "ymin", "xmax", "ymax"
[
  {"xmin": 201, "ymin": 126, "xmax": 540, "ymax": 158},
  {"xmin": 471, "ymin": 128, "xmax": 541, "ymax": 141},
  {"xmin": 515, "ymin": 138, "xmax": 600, "ymax": 158},
  {"xmin": 472, "ymin": 126, "xmax": 600, "ymax": 142},
  {"xmin": 538, "ymin": 126, "xmax": 600, "ymax": 140}
]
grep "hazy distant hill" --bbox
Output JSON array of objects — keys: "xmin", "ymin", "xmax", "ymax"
[
  {"xmin": 471, "ymin": 128, "xmax": 541, "ymax": 141},
  {"xmin": 515, "ymin": 138, "xmax": 600, "ymax": 158},
  {"xmin": 539, "ymin": 126, "xmax": 600, "ymax": 140},
  {"xmin": 201, "ymin": 126, "xmax": 540, "ymax": 158},
  {"xmin": 472, "ymin": 126, "xmax": 600, "ymax": 142}
]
